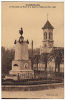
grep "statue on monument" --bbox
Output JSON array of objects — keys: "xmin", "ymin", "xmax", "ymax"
[
  {"xmin": 19, "ymin": 27, "xmax": 24, "ymax": 43},
  {"xmin": 14, "ymin": 27, "xmax": 24, "ymax": 44},
  {"xmin": 19, "ymin": 27, "xmax": 23, "ymax": 36},
  {"xmin": 14, "ymin": 27, "xmax": 29, "ymax": 44}
]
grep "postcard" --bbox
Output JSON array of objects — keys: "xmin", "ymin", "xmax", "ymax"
[{"xmin": 1, "ymin": 1, "xmax": 64, "ymax": 99}]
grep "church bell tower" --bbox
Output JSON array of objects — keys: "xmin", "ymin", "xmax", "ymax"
[{"xmin": 40, "ymin": 20, "xmax": 54, "ymax": 54}]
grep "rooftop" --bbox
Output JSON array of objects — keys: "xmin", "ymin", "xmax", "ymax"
[{"xmin": 42, "ymin": 20, "xmax": 54, "ymax": 29}]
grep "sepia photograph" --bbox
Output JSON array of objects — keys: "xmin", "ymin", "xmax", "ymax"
[{"xmin": 1, "ymin": 1, "xmax": 64, "ymax": 99}]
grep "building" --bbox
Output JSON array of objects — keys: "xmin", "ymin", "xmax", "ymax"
[
  {"xmin": 34, "ymin": 19, "xmax": 64, "ymax": 74},
  {"xmin": 40, "ymin": 20, "xmax": 54, "ymax": 54}
]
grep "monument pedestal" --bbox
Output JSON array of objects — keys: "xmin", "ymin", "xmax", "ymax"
[
  {"xmin": 9, "ymin": 70, "xmax": 34, "ymax": 79},
  {"xmin": 9, "ymin": 60, "xmax": 34, "ymax": 79}
]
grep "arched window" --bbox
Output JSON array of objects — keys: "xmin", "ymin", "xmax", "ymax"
[
  {"xmin": 49, "ymin": 32, "xmax": 52, "ymax": 39},
  {"xmin": 44, "ymin": 32, "xmax": 47, "ymax": 39}
]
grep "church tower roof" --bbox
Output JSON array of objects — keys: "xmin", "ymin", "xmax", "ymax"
[{"xmin": 42, "ymin": 20, "xmax": 54, "ymax": 29}]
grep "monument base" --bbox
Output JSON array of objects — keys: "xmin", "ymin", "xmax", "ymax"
[
  {"xmin": 9, "ymin": 70, "xmax": 34, "ymax": 80},
  {"xmin": 9, "ymin": 59, "xmax": 34, "ymax": 80}
]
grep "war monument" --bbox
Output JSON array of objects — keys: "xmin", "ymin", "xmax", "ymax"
[{"xmin": 9, "ymin": 28, "xmax": 34, "ymax": 80}]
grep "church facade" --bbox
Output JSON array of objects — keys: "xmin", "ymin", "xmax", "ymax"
[{"xmin": 33, "ymin": 20, "xmax": 64, "ymax": 74}]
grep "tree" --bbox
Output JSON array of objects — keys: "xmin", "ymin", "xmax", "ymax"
[
  {"xmin": 41, "ymin": 53, "xmax": 49, "ymax": 71},
  {"xmin": 33, "ymin": 55, "xmax": 40, "ymax": 70},
  {"xmin": 1, "ymin": 47, "xmax": 15, "ymax": 75},
  {"xmin": 49, "ymin": 48, "xmax": 64, "ymax": 72},
  {"xmin": 28, "ymin": 48, "xmax": 40, "ymax": 70}
]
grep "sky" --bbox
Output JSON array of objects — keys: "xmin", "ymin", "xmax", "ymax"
[{"xmin": 2, "ymin": 2, "xmax": 64, "ymax": 49}]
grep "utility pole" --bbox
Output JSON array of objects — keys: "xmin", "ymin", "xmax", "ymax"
[{"xmin": 31, "ymin": 40, "xmax": 33, "ymax": 70}]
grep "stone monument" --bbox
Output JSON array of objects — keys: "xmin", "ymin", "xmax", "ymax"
[{"xmin": 9, "ymin": 28, "xmax": 34, "ymax": 79}]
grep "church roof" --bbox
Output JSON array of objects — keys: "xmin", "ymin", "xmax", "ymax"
[{"xmin": 42, "ymin": 20, "xmax": 54, "ymax": 29}]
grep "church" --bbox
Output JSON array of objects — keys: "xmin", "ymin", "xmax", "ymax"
[{"xmin": 33, "ymin": 19, "xmax": 64, "ymax": 75}]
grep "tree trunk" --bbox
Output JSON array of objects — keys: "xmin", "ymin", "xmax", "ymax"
[
  {"xmin": 55, "ymin": 62, "xmax": 57, "ymax": 72},
  {"xmin": 37, "ymin": 63, "xmax": 38, "ymax": 70},
  {"xmin": 58, "ymin": 63, "xmax": 60, "ymax": 72},
  {"xmin": 45, "ymin": 62, "xmax": 47, "ymax": 71}
]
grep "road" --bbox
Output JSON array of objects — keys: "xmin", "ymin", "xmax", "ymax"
[{"xmin": 2, "ymin": 87, "xmax": 64, "ymax": 99}]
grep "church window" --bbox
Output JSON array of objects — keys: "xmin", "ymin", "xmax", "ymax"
[
  {"xmin": 49, "ymin": 32, "xmax": 52, "ymax": 39},
  {"xmin": 44, "ymin": 32, "xmax": 47, "ymax": 39}
]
